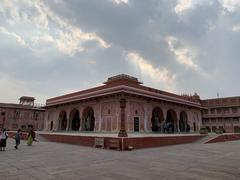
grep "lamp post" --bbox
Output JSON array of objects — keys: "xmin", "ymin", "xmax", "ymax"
[{"xmin": 118, "ymin": 98, "xmax": 128, "ymax": 137}]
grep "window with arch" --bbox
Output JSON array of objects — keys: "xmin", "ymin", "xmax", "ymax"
[
  {"xmin": 33, "ymin": 111, "xmax": 39, "ymax": 120},
  {"xmin": 135, "ymin": 110, "xmax": 138, "ymax": 115},
  {"xmin": 14, "ymin": 109, "xmax": 20, "ymax": 119}
]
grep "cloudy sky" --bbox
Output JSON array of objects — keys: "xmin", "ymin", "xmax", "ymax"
[{"xmin": 0, "ymin": 0, "xmax": 240, "ymax": 104}]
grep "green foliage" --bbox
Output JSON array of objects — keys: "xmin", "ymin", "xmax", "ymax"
[
  {"xmin": 215, "ymin": 129, "xmax": 223, "ymax": 134},
  {"xmin": 199, "ymin": 127, "xmax": 208, "ymax": 134}
]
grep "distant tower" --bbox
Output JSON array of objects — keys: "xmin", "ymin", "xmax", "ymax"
[
  {"xmin": 19, "ymin": 96, "xmax": 35, "ymax": 106},
  {"xmin": 192, "ymin": 92, "xmax": 201, "ymax": 103}
]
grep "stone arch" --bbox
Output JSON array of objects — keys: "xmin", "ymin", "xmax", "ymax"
[
  {"xmin": 151, "ymin": 107, "xmax": 164, "ymax": 132},
  {"xmin": 82, "ymin": 107, "xmax": 95, "ymax": 131},
  {"xmin": 69, "ymin": 109, "xmax": 80, "ymax": 131},
  {"xmin": 58, "ymin": 110, "xmax": 67, "ymax": 130},
  {"xmin": 166, "ymin": 109, "xmax": 177, "ymax": 133},
  {"xmin": 179, "ymin": 111, "xmax": 188, "ymax": 132}
]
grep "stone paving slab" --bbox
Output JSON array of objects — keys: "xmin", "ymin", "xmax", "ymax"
[{"xmin": 0, "ymin": 139, "xmax": 240, "ymax": 179}]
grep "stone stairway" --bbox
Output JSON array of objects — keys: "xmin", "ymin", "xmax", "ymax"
[
  {"xmin": 194, "ymin": 134, "xmax": 220, "ymax": 144},
  {"xmin": 35, "ymin": 132, "xmax": 49, "ymax": 142}
]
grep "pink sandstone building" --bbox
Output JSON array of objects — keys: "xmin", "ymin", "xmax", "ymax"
[
  {"xmin": 0, "ymin": 96, "xmax": 45, "ymax": 131},
  {"xmin": 44, "ymin": 74, "xmax": 204, "ymax": 133},
  {"xmin": 202, "ymin": 97, "xmax": 240, "ymax": 133},
  {"xmin": 1, "ymin": 75, "xmax": 240, "ymax": 135}
]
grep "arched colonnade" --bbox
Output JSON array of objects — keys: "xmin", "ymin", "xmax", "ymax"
[
  {"xmin": 46, "ymin": 103, "xmax": 199, "ymax": 133},
  {"xmin": 151, "ymin": 107, "xmax": 190, "ymax": 133},
  {"xmin": 58, "ymin": 106, "xmax": 95, "ymax": 131}
]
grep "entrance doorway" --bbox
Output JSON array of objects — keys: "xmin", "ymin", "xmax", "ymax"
[
  {"xmin": 50, "ymin": 121, "xmax": 53, "ymax": 131},
  {"xmin": 134, "ymin": 117, "xmax": 140, "ymax": 132}
]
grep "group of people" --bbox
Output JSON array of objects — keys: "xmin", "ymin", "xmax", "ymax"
[
  {"xmin": 163, "ymin": 122, "xmax": 175, "ymax": 133},
  {"xmin": 152, "ymin": 121, "xmax": 175, "ymax": 133},
  {"xmin": 0, "ymin": 127, "xmax": 35, "ymax": 151},
  {"xmin": 152, "ymin": 121, "xmax": 191, "ymax": 133}
]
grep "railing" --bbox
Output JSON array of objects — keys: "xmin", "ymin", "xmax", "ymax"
[
  {"xmin": 33, "ymin": 103, "xmax": 46, "ymax": 108},
  {"xmin": 202, "ymin": 113, "xmax": 240, "ymax": 118}
]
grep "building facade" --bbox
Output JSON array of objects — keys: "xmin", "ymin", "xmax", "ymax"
[
  {"xmin": 0, "ymin": 96, "xmax": 45, "ymax": 131},
  {"xmin": 202, "ymin": 97, "xmax": 240, "ymax": 133},
  {"xmin": 45, "ymin": 74, "xmax": 204, "ymax": 133}
]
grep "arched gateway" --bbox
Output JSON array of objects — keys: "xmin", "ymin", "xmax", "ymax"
[
  {"xmin": 166, "ymin": 109, "xmax": 177, "ymax": 133},
  {"xmin": 69, "ymin": 109, "xmax": 80, "ymax": 131},
  {"xmin": 58, "ymin": 110, "xmax": 67, "ymax": 130},
  {"xmin": 82, "ymin": 107, "xmax": 95, "ymax": 131},
  {"xmin": 179, "ymin": 111, "xmax": 188, "ymax": 132},
  {"xmin": 151, "ymin": 107, "xmax": 164, "ymax": 132}
]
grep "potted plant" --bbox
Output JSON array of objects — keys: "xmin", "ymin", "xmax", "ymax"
[
  {"xmin": 199, "ymin": 127, "xmax": 208, "ymax": 134},
  {"xmin": 215, "ymin": 128, "xmax": 224, "ymax": 134}
]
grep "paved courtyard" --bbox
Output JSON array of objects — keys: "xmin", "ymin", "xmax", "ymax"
[{"xmin": 1, "ymin": 139, "xmax": 240, "ymax": 180}]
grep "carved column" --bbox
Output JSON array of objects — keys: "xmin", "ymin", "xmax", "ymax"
[
  {"xmin": 78, "ymin": 107, "xmax": 82, "ymax": 132},
  {"xmin": 79, "ymin": 107, "xmax": 84, "ymax": 131},
  {"xmin": 66, "ymin": 109, "xmax": 71, "ymax": 131},
  {"xmin": 97, "ymin": 104, "xmax": 101, "ymax": 132},
  {"xmin": 54, "ymin": 110, "xmax": 59, "ymax": 131},
  {"xmin": 176, "ymin": 111, "xmax": 180, "ymax": 133},
  {"xmin": 118, "ymin": 98, "xmax": 128, "ymax": 137},
  {"xmin": 144, "ymin": 103, "xmax": 150, "ymax": 132}
]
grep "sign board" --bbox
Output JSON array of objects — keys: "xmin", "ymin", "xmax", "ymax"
[{"xmin": 94, "ymin": 137, "xmax": 104, "ymax": 148}]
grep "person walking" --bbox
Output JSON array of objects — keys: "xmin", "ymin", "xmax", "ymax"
[
  {"xmin": 0, "ymin": 129, "xmax": 8, "ymax": 151},
  {"xmin": 14, "ymin": 129, "xmax": 21, "ymax": 149},
  {"xmin": 27, "ymin": 130, "xmax": 33, "ymax": 146},
  {"xmin": 27, "ymin": 127, "xmax": 35, "ymax": 146}
]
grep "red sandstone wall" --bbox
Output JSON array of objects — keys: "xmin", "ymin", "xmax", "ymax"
[
  {"xmin": 40, "ymin": 134, "xmax": 95, "ymax": 146},
  {"xmin": 38, "ymin": 134, "xmax": 205, "ymax": 150},
  {"xmin": 123, "ymin": 136, "xmax": 204, "ymax": 150},
  {"xmin": 0, "ymin": 107, "xmax": 45, "ymax": 131},
  {"xmin": 206, "ymin": 134, "xmax": 240, "ymax": 143}
]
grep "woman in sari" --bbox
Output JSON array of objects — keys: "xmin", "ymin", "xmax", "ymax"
[{"xmin": 27, "ymin": 129, "xmax": 34, "ymax": 146}]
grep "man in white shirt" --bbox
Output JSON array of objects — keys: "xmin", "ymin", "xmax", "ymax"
[{"xmin": 0, "ymin": 128, "xmax": 8, "ymax": 151}]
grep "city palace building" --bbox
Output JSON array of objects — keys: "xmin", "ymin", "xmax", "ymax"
[
  {"xmin": 202, "ymin": 97, "xmax": 240, "ymax": 133},
  {"xmin": 1, "ymin": 75, "xmax": 240, "ymax": 134},
  {"xmin": 0, "ymin": 96, "xmax": 45, "ymax": 131},
  {"xmin": 44, "ymin": 74, "xmax": 204, "ymax": 133}
]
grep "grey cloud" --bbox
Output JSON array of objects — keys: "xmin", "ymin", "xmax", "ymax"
[{"xmin": 0, "ymin": 0, "xmax": 240, "ymax": 103}]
